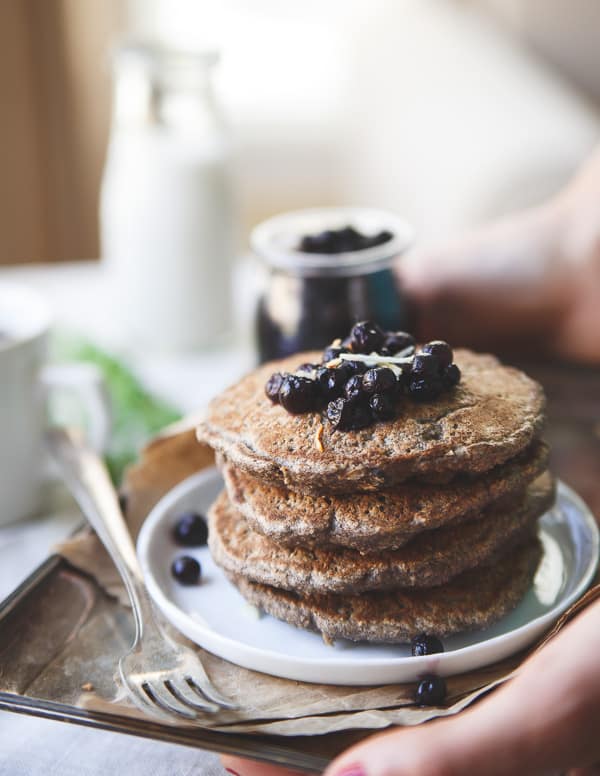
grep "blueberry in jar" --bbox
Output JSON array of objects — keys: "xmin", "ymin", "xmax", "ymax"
[
  {"xmin": 422, "ymin": 340, "xmax": 453, "ymax": 369},
  {"xmin": 367, "ymin": 229, "xmax": 393, "ymax": 248},
  {"xmin": 265, "ymin": 372, "xmax": 284, "ymax": 403},
  {"xmin": 279, "ymin": 375, "xmax": 318, "ymax": 414},
  {"xmin": 369, "ymin": 392, "xmax": 396, "ymax": 421},
  {"xmin": 336, "ymin": 225, "xmax": 366, "ymax": 252},
  {"xmin": 349, "ymin": 320, "xmax": 385, "ymax": 354},
  {"xmin": 173, "ymin": 511, "xmax": 209, "ymax": 547},
  {"xmin": 362, "ymin": 366, "xmax": 397, "ymax": 395},
  {"xmin": 411, "ymin": 352, "xmax": 441, "ymax": 378},
  {"xmin": 381, "ymin": 331, "xmax": 415, "ymax": 356},
  {"xmin": 299, "ymin": 229, "xmax": 339, "ymax": 254},
  {"xmin": 171, "ymin": 556, "xmax": 201, "ymax": 585},
  {"xmin": 409, "ymin": 377, "xmax": 443, "ymax": 402},
  {"xmin": 415, "ymin": 674, "xmax": 447, "ymax": 706},
  {"xmin": 411, "ymin": 633, "xmax": 444, "ymax": 657},
  {"xmin": 442, "ymin": 363, "xmax": 461, "ymax": 388}
]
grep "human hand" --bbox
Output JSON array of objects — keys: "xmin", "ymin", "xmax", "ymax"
[
  {"xmin": 399, "ymin": 153, "xmax": 600, "ymax": 365},
  {"xmin": 222, "ymin": 598, "xmax": 600, "ymax": 776}
]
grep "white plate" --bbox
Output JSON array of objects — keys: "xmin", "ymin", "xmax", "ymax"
[{"xmin": 137, "ymin": 470, "xmax": 599, "ymax": 685}]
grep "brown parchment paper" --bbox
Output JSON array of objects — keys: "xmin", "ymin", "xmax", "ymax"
[{"xmin": 56, "ymin": 423, "xmax": 600, "ymax": 736}]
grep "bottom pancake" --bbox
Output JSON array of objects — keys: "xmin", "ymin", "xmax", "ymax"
[{"xmin": 225, "ymin": 536, "xmax": 542, "ymax": 644}]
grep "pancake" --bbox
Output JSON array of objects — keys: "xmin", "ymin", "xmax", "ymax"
[
  {"xmin": 225, "ymin": 535, "xmax": 542, "ymax": 643},
  {"xmin": 197, "ymin": 349, "xmax": 545, "ymax": 494},
  {"xmin": 221, "ymin": 439, "xmax": 549, "ymax": 551},
  {"xmin": 209, "ymin": 473, "xmax": 554, "ymax": 594}
]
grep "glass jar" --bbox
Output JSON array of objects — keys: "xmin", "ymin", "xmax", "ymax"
[
  {"xmin": 251, "ymin": 207, "xmax": 414, "ymax": 362},
  {"xmin": 100, "ymin": 42, "xmax": 234, "ymax": 353}
]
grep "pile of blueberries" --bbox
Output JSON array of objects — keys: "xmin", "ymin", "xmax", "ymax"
[
  {"xmin": 299, "ymin": 225, "xmax": 393, "ymax": 254},
  {"xmin": 265, "ymin": 320, "xmax": 461, "ymax": 431}
]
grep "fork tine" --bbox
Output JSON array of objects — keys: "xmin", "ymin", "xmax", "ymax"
[
  {"xmin": 166, "ymin": 678, "xmax": 219, "ymax": 713},
  {"xmin": 121, "ymin": 676, "xmax": 176, "ymax": 722},
  {"xmin": 142, "ymin": 680, "xmax": 198, "ymax": 719},
  {"xmin": 186, "ymin": 674, "xmax": 239, "ymax": 709}
]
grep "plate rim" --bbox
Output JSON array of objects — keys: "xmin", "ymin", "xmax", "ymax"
[{"xmin": 137, "ymin": 470, "xmax": 599, "ymax": 679}]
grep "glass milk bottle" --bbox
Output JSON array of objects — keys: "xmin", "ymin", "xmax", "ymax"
[{"xmin": 100, "ymin": 43, "xmax": 234, "ymax": 352}]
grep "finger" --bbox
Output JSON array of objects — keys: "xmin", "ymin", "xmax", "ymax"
[{"xmin": 221, "ymin": 754, "xmax": 308, "ymax": 776}]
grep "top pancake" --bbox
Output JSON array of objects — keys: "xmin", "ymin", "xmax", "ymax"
[{"xmin": 197, "ymin": 349, "xmax": 545, "ymax": 494}]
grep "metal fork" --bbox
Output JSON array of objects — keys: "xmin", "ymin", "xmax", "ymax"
[{"xmin": 46, "ymin": 427, "xmax": 237, "ymax": 721}]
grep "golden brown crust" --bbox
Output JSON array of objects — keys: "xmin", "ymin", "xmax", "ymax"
[
  {"xmin": 225, "ymin": 536, "xmax": 543, "ymax": 643},
  {"xmin": 209, "ymin": 474, "xmax": 554, "ymax": 594},
  {"xmin": 221, "ymin": 440, "xmax": 549, "ymax": 551},
  {"xmin": 197, "ymin": 349, "xmax": 546, "ymax": 494}
]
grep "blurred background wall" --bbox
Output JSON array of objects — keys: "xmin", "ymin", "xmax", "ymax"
[{"xmin": 1, "ymin": 0, "xmax": 599, "ymax": 265}]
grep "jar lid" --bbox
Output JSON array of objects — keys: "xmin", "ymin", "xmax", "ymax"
[{"xmin": 251, "ymin": 207, "xmax": 414, "ymax": 277}]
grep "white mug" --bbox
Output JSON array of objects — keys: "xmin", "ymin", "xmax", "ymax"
[{"xmin": 0, "ymin": 282, "xmax": 111, "ymax": 525}]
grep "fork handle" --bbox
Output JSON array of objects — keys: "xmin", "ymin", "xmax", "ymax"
[{"xmin": 46, "ymin": 427, "xmax": 153, "ymax": 641}]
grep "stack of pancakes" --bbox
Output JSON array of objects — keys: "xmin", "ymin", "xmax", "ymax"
[{"xmin": 197, "ymin": 350, "xmax": 553, "ymax": 644}]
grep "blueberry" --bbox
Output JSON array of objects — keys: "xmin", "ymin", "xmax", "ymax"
[
  {"xmin": 422, "ymin": 341, "xmax": 453, "ymax": 369},
  {"xmin": 369, "ymin": 392, "xmax": 396, "ymax": 421},
  {"xmin": 323, "ymin": 345, "xmax": 349, "ymax": 363},
  {"xmin": 411, "ymin": 352, "xmax": 441, "ymax": 378},
  {"xmin": 173, "ymin": 512, "xmax": 208, "ymax": 547},
  {"xmin": 411, "ymin": 633, "xmax": 444, "ymax": 657},
  {"xmin": 336, "ymin": 225, "xmax": 366, "ymax": 252},
  {"xmin": 296, "ymin": 362, "xmax": 318, "ymax": 375},
  {"xmin": 326, "ymin": 397, "xmax": 372, "ymax": 431},
  {"xmin": 382, "ymin": 331, "xmax": 415, "ymax": 355},
  {"xmin": 362, "ymin": 367, "xmax": 397, "ymax": 395},
  {"xmin": 349, "ymin": 320, "xmax": 385, "ymax": 354},
  {"xmin": 408, "ymin": 377, "xmax": 443, "ymax": 402},
  {"xmin": 279, "ymin": 375, "xmax": 318, "ymax": 414},
  {"xmin": 316, "ymin": 365, "xmax": 347, "ymax": 401},
  {"xmin": 442, "ymin": 363, "xmax": 461, "ymax": 389},
  {"xmin": 344, "ymin": 374, "xmax": 365, "ymax": 401},
  {"xmin": 171, "ymin": 556, "xmax": 201, "ymax": 585},
  {"xmin": 299, "ymin": 230, "xmax": 338, "ymax": 254},
  {"xmin": 344, "ymin": 359, "xmax": 369, "ymax": 376},
  {"xmin": 265, "ymin": 372, "xmax": 284, "ymax": 403},
  {"xmin": 415, "ymin": 674, "xmax": 447, "ymax": 706},
  {"xmin": 366, "ymin": 229, "xmax": 393, "ymax": 248}
]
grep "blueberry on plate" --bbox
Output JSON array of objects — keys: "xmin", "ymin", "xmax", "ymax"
[
  {"xmin": 408, "ymin": 377, "xmax": 443, "ymax": 402},
  {"xmin": 362, "ymin": 366, "xmax": 397, "ymax": 395},
  {"xmin": 411, "ymin": 633, "xmax": 444, "ymax": 657},
  {"xmin": 415, "ymin": 674, "xmax": 447, "ymax": 707},
  {"xmin": 422, "ymin": 340, "xmax": 453, "ymax": 369},
  {"xmin": 172, "ymin": 511, "xmax": 209, "ymax": 547},
  {"xmin": 411, "ymin": 352, "xmax": 441, "ymax": 378},
  {"xmin": 349, "ymin": 320, "xmax": 385, "ymax": 354},
  {"xmin": 369, "ymin": 392, "xmax": 396, "ymax": 421},
  {"xmin": 265, "ymin": 372, "xmax": 284, "ymax": 403},
  {"xmin": 171, "ymin": 556, "xmax": 201, "ymax": 585},
  {"xmin": 279, "ymin": 375, "xmax": 318, "ymax": 414},
  {"xmin": 442, "ymin": 363, "xmax": 461, "ymax": 389}
]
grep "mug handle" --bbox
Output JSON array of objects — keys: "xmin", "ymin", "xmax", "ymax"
[{"xmin": 40, "ymin": 363, "xmax": 112, "ymax": 453}]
